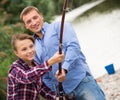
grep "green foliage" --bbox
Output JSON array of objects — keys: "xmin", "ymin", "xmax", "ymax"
[
  {"xmin": 0, "ymin": 58, "xmax": 12, "ymax": 77},
  {"xmin": 1, "ymin": 0, "xmax": 93, "ymax": 24},
  {"xmin": 3, "ymin": 0, "xmax": 56, "ymax": 23},
  {"xmin": 0, "ymin": 23, "xmax": 25, "ymax": 77},
  {"xmin": 0, "ymin": 77, "xmax": 7, "ymax": 100},
  {"xmin": 0, "ymin": 88, "xmax": 7, "ymax": 100}
]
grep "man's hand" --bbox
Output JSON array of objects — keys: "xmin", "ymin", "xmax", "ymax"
[
  {"xmin": 55, "ymin": 68, "xmax": 66, "ymax": 82},
  {"xmin": 56, "ymin": 96, "xmax": 66, "ymax": 100}
]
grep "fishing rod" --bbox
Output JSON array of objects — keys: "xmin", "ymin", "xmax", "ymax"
[{"xmin": 58, "ymin": 0, "xmax": 68, "ymax": 100}]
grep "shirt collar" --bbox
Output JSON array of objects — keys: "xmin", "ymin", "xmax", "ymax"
[
  {"xmin": 17, "ymin": 58, "xmax": 30, "ymax": 68},
  {"xmin": 17, "ymin": 58, "xmax": 36, "ymax": 69},
  {"xmin": 33, "ymin": 22, "xmax": 49, "ymax": 39}
]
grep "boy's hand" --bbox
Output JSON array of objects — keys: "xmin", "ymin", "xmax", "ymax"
[{"xmin": 48, "ymin": 52, "xmax": 64, "ymax": 66}]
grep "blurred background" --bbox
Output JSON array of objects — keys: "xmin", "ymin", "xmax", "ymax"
[{"xmin": 0, "ymin": 0, "xmax": 120, "ymax": 99}]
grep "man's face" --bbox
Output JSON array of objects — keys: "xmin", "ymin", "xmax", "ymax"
[
  {"xmin": 23, "ymin": 10, "xmax": 44, "ymax": 33},
  {"xmin": 14, "ymin": 39, "xmax": 35, "ymax": 64}
]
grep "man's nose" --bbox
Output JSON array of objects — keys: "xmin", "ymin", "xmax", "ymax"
[{"xmin": 31, "ymin": 19, "xmax": 36, "ymax": 25}]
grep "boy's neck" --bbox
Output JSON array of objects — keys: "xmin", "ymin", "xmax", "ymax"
[{"xmin": 26, "ymin": 60, "xmax": 34, "ymax": 68}]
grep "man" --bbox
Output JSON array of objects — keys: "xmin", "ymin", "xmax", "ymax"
[
  {"xmin": 7, "ymin": 33, "xmax": 64, "ymax": 100},
  {"xmin": 20, "ymin": 6, "xmax": 106, "ymax": 100}
]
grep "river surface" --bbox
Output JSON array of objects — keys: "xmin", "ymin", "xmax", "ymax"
[{"xmin": 73, "ymin": 9, "xmax": 120, "ymax": 78}]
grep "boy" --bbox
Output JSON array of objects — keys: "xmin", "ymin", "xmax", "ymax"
[{"xmin": 7, "ymin": 33, "xmax": 64, "ymax": 100}]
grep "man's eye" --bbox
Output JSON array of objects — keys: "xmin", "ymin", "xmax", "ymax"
[
  {"xmin": 30, "ymin": 45, "xmax": 34, "ymax": 48},
  {"xmin": 26, "ymin": 20, "xmax": 31, "ymax": 25}
]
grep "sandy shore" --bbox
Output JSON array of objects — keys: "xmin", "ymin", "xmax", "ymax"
[{"xmin": 96, "ymin": 69, "xmax": 120, "ymax": 100}]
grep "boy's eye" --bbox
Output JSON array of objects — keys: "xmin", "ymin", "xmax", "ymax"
[{"xmin": 22, "ymin": 48, "xmax": 27, "ymax": 51}]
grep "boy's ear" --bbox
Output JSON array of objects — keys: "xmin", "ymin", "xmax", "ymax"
[{"xmin": 14, "ymin": 50, "xmax": 18, "ymax": 57}]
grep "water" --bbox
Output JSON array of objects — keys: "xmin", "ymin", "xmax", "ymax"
[
  {"xmin": 73, "ymin": 10, "xmax": 120, "ymax": 78},
  {"xmin": 54, "ymin": 0, "xmax": 105, "ymax": 22}
]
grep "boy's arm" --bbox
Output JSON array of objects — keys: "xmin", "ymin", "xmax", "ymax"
[
  {"xmin": 9, "ymin": 61, "xmax": 50, "ymax": 84},
  {"xmin": 40, "ymin": 82, "xmax": 57, "ymax": 100},
  {"xmin": 9, "ymin": 52, "xmax": 64, "ymax": 84}
]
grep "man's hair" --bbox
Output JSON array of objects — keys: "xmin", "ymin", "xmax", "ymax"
[
  {"xmin": 11, "ymin": 33, "xmax": 34, "ymax": 51},
  {"xmin": 20, "ymin": 6, "xmax": 40, "ymax": 21}
]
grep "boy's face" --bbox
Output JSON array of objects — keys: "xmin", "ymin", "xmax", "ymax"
[
  {"xmin": 23, "ymin": 10, "xmax": 44, "ymax": 34},
  {"xmin": 14, "ymin": 39, "xmax": 35, "ymax": 63}
]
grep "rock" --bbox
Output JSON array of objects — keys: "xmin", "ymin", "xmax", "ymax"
[{"xmin": 96, "ymin": 69, "xmax": 120, "ymax": 100}]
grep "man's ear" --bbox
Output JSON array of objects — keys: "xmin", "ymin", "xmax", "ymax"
[{"xmin": 24, "ymin": 23, "xmax": 28, "ymax": 29}]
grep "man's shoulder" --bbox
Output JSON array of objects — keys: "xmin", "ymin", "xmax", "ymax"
[
  {"xmin": 51, "ymin": 21, "xmax": 60, "ymax": 26},
  {"xmin": 51, "ymin": 21, "xmax": 70, "ymax": 25}
]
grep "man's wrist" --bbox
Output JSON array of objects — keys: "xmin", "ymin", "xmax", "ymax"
[{"xmin": 63, "ymin": 69, "xmax": 67, "ymax": 74}]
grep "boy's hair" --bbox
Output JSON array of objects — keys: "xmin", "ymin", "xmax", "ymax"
[
  {"xmin": 20, "ymin": 6, "xmax": 41, "ymax": 21},
  {"xmin": 11, "ymin": 33, "xmax": 34, "ymax": 51}
]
